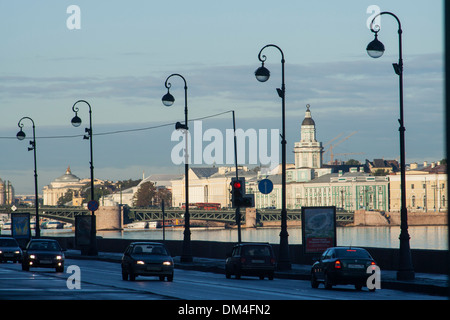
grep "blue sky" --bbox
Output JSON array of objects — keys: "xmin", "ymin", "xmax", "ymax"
[{"xmin": 0, "ymin": 0, "xmax": 444, "ymax": 194}]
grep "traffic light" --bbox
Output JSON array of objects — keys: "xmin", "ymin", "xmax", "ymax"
[
  {"xmin": 231, "ymin": 177, "xmax": 245, "ymax": 208},
  {"xmin": 231, "ymin": 177, "xmax": 254, "ymax": 208}
]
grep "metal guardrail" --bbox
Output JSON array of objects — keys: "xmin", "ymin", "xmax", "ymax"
[{"xmin": 0, "ymin": 207, "xmax": 354, "ymax": 224}]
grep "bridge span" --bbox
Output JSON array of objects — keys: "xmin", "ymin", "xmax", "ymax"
[{"xmin": 0, "ymin": 206, "xmax": 354, "ymax": 226}]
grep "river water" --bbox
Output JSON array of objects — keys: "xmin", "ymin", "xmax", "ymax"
[{"xmin": 7, "ymin": 225, "xmax": 446, "ymax": 250}]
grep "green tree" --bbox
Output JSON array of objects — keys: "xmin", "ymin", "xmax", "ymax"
[
  {"xmin": 154, "ymin": 187, "xmax": 172, "ymax": 207},
  {"xmin": 57, "ymin": 189, "xmax": 74, "ymax": 206},
  {"xmin": 133, "ymin": 181, "xmax": 156, "ymax": 207},
  {"xmin": 345, "ymin": 159, "xmax": 361, "ymax": 165}
]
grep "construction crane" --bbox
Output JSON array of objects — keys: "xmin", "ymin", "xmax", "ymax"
[{"xmin": 323, "ymin": 131, "xmax": 357, "ymax": 164}]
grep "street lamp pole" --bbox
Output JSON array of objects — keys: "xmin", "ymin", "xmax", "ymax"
[
  {"xmin": 71, "ymin": 99, "xmax": 98, "ymax": 256},
  {"xmin": 367, "ymin": 11, "xmax": 414, "ymax": 280},
  {"xmin": 255, "ymin": 44, "xmax": 291, "ymax": 270},
  {"xmin": 17, "ymin": 117, "xmax": 40, "ymax": 238},
  {"xmin": 162, "ymin": 73, "xmax": 192, "ymax": 263}
]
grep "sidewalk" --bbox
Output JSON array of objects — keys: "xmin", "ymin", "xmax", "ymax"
[{"xmin": 65, "ymin": 249, "xmax": 449, "ymax": 297}]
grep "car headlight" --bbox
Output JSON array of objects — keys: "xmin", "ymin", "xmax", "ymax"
[
  {"xmin": 14, "ymin": 251, "xmax": 21, "ymax": 255},
  {"xmin": 162, "ymin": 261, "xmax": 172, "ymax": 266},
  {"xmin": 56, "ymin": 255, "xmax": 63, "ymax": 260},
  {"xmin": 136, "ymin": 260, "xmax": 145, "ymax": 265},
  {"xmin": 29, "ymin": 254, "xmax": 36, "ymax": 259}
]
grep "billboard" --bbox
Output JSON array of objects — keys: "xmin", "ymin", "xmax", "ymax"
[
  {"xmin": 75, "ymin": 215, "xmax": 92, "ymax": 247},
  {"xmin": 11, "ymin": 212, "xmax": 31, "ymax": 240},
  {"xmin": 302, "ymin": 206, "xmax": 336, "ymax": 254}
]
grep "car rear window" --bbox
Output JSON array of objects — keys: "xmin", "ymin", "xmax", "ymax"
[
  {"xmin": 335, "ymin": 248, "xmax": 371, "ymax": 259},
  {"xmin": 242, "ymin": 245, "xmax": 272, "ymax": 257}
]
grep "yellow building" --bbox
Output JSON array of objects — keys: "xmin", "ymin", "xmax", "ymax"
[{"xmin": 389, "ymin": 163, "xmax": 447, "ymax": 212}]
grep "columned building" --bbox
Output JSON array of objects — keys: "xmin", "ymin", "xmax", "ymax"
[
  {"xmin": 249, "ymin": 104, "xmax": 389, "ymax": 211},
  {"xmin": 43, "ymin": 167, "xmax": 85, "ymax": 206}
]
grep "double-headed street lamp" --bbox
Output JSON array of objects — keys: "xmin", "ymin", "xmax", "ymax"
[
  {"xmin": 255, "ymin": 44, "xmax": 291, "ymax": 270},
  {"xmin": 16, "ymin": 117, "xmax": 40, "ymax": 238},
  {"xmin": 367, "ymin": 12, "xmax": 414, "ymax": 280},
  {"xmin": 71, "ymin": 99, "xmax": 98, "ymax": 256},
  {"xmin": 162, "ymin": 74, "xmax": 192, "ymax": 263}
]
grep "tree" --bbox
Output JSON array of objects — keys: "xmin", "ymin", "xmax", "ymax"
[
  {"xmin": 57, "ymin": 189, "xmax": 74, "ymax": 206},
  {"xmin": 154, "ymin": 187, "xmax": 172, "ymax": 207},
  {"xmin": 345, "ymin": 159, "xmax": 361, "ymax": 165},
  {"xmin": 133, "ymin": 182, "xmax": 156, "ymax": 207}
]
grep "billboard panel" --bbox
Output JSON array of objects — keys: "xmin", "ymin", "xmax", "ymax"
[{"xmin": 302, "ymin": 206, "xmax": 336, "ymax": 254}]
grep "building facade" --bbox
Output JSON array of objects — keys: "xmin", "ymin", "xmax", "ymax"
[
  {"xmin": 42, "ymin": 167, "xmax": 85, "ymax": 206},
  {"xmin": 389, "ymin": 163, "xmax": 447, "ymax": 212},
  {"xmin": 0, "ymin": 178, "xmax": 15, "ymax": 205}
]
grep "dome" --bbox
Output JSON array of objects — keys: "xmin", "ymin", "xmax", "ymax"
[
  {"xmin": 54, "ymin": 166, "xmax": 80, "ymax": 183},
  {"xmin": 301, "ymin": 104, "xmax": 315, "ymax": 126},
  {"xmin": 302, "ymin": 117, "xmax": 315, "ymax": 126}
]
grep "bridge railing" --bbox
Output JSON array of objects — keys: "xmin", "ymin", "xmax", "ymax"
[{"xmin": 0, "ymin": 206, "xmax": 353, "ymax": 224}]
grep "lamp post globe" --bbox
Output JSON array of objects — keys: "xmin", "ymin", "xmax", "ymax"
[
  {"xmin": 71, "ymin": 115, "xmax": 82, "ymax": 127},
  {"xmin": 366, "ymin": 33, "xmax": 385, "ymax": 58},
  {"xmin": 16, "ymin": 130, "xmax": 26, "ymax": 140},
  {"xmin": 162, "ymin": 92, "xmax": 175, "ymax": 107},
  {"xmin": 255, "ymin": 65, "xmax": 270, "ymax": 82}
]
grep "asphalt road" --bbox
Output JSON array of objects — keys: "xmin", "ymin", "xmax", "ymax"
[{"xmin": 0, "ymin": 258, "xmax": 445, "ymax": 301}]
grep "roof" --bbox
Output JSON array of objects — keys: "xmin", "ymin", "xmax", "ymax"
[
  {"xmin": 191, "ymin": 167, "xmax": 219, "ymax": 178},
  {"xmin": 53, "ymin": 166, "xmax": 80, "ymax": 183}
]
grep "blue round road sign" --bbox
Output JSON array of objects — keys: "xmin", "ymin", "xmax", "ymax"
[
  {"xmin": 88, "ymin": 200, "xmax": 99, "ymax": 212},
  {"xmin": 258, "ymin": 179, "xmax": 273, "ymax": 194}
]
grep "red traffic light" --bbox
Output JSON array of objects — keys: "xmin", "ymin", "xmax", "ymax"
[{"xmin": 233, "ymin": 181, "xmax": 242, "ymax": 189}]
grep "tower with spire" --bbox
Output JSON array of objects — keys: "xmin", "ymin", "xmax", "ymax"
[{"xmin": 293, "ymin": 104, "xmax": 323, "ymax": 169}]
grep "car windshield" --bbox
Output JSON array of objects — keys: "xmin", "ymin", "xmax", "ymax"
[
  {"xmin": 132, "ymin": 244, "xmax": 167, "ymax": 255},
  {"xmin": 28, "ymin": 241, "xmax": 60, "ymax": 251},
  {"xmin": 0, "ymin": 239, "xmax": 18, "ymax": 247},
  {"xmin": 335, "ymin": 248, "xmax": 371, "ymax": 259},
  {"xmin": 242, "ymin": 245, "xmax": 271, "ymax": 257}
]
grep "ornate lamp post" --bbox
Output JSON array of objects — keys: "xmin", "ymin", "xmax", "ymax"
[
  {"xmin": 17, "ymin": 117, "xmax": 40, "ymax": 238},
  {"xmin": 71, "ymin": 99, "xmax": 98, "ymax": 256},
  {"xmin": 255, "ymin": 44, "xmax": 291, "ymax": 270},
  {"xmin": 367, "ymin": 12, "xmax": 414, "ymax": 280},
  {"xmin": 162, "ymin": 74, "xmax": 192, "ymax": 263}
]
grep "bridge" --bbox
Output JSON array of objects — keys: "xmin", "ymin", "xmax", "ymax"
[{"xmin": 0, "ymin": 206, "xmax": 354, "ymax": 224}]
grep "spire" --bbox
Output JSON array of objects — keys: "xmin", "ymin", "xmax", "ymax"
[{"xmin": 66, "ymin": 166, "xmax": 71, "ymax": 174}]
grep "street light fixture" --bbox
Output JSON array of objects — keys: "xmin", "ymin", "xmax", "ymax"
[
  {"xmin": 162, "ymin": 73, "xmax": 192, "ymax": 263},
  {"xmin": 367, "ymin": 11, "xmax": 414, "ymax": 280},
  {"xmin": 17, "ymin": 117, "xmax": 40, "ymax": 238},
  {"xmin": 71, "ymin": 99, "xmax": 98, "ymax": 256},
  {"xmin": 255, "ymin": 44, "xmax": 291, "ymax": 270}
]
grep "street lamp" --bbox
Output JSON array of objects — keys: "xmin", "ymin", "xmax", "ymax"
[
  {"xmin": 162, "ymin": 73, "xmax": 192, "ymax": 263},
  {"xmin": 367, "ymin": 11, "xmax": 414, "ymax": 280},
  {"xmin": 17, "ymin": 117, "xmax": 40, "ymax": 238},
  {"xmin": 255, "ymin": 44, "xmax": 291, "ymax": 270},
  {"xmin": 71, "ymin": 99, "xmax": 98, "ymax": 256}
]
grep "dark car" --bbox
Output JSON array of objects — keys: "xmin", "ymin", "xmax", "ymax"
[
  {"xmin": 225, "ymin": 243, "xmax": 276, "ymax": 280},
  {"xmin": 121, "ymin": 242, "xmax": 174, "ymax": 281},
  {"xmin": 22, "ymin": 239, "xmax": 65, "ymax": 272},
  {"xmin": 311, "ymin": 247, "xmax": 377, "ymax": 291},
  {"xmin": 0, "ymin": 237, "xmax": 22, "ymax": 263}
]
